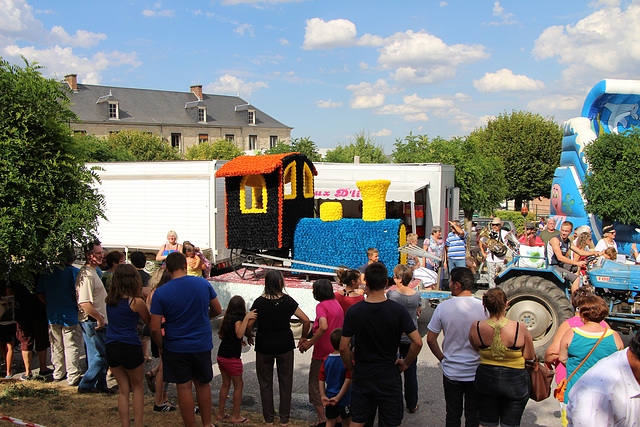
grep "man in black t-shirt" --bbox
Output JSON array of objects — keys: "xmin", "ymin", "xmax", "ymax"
[{"xmin": 340, "ymin": 262, "xmax": 423, "ymax": 427}]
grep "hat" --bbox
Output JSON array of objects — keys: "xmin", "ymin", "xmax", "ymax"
[
  {"xmin": 525, "ymin": 221, "xmax": 534, "ymax": 229},
  {"xmin": 603, "ymin": 225, "xmax": 615, "ymax": 234},
  {"xmin": 491, "ymin": 217, "xmax": 502, "ymax": 225}
]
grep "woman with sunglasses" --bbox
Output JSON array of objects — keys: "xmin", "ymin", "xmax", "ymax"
[{"xmin": 594, "ymin": 225, "xmax": 618, "ymax": 253}]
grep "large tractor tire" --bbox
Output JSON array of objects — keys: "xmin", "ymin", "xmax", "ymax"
[{"xmin": 500, "ymin": 275, "xmax": 573, "ymax": 359}]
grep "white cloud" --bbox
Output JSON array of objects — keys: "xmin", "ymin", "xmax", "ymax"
[
  {"xmin": 350, "ymin": 93, "xmax": 385, "ymax": 109},
  {"xmin": 432, "ymin": 108, "xmax": 490, "ymax": 133},
  {"xmin": 376, "ymin": 94, "xmax": 454, "ymax": 118},
  {"xmin": 378, "ymin": 30, "xmax": 489, "ymax": 84},
  {"xmin": 315, "ymin": 99, "xmax": 343, "ymax": 108},
  {"xmin": 141, "ymin": 9, "xmax": 175, "ymax": 18},
  {"xmin": 279, "ymin": 38, "xmax": 290, "ymax": 46},
  {"xmin": 359, "ymin": 62, "xmax": 369, "ymax": 70},
  {"xmin": 4, "ymin": 44, "xmax": 141, "ymax": 84},
  {"xmin": 454, "ymin": 92, "xmax": 472, "ymax": 102},
  {"xmin": 527, "ymin": 94, "xmax": 583, "ymax": 113},
  {"xmin": 204, "ymin": 74, "xmax": 268, "ymax": 97},
  {"xmin": 0, "ymin": 0, "xmax": 46, "ymax": 42},
  {"xmin": 234, "ymin": 23, "xmax": 254, "ymax": 37},
  {"xmin": 50, "ymin": 26, "xmax": 107, "ymax": 48},
  {"xmin": 403, "ymin": 113, "xmax": 429, "ymax": 122},
  {"xmin": 533, "ymin": 3, "xmax": 640, "ymax": 80},
  {"xmin": 303, "ymin": 18, "xmax": 357, "ymax": 50},
  {"xmin": 473, "ymin": 69, "xmax": 544, "ymax": 92},
  {"xmin": 440, "ymin": 1, "xmax": 448, "ymax": 6},
  {"xmin": 372, "ymin": 129, "xmax": 392, "ymax": 136},
  {"xmin": 346, "ymin": 79, "xmax": 398, "ymax": 109}
]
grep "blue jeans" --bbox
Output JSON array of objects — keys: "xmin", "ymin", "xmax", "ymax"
[
  {"xmin": 448, "ymin": 258, "xmax": 467, "ymax": 274},
  {"xmin": 78, "ymin": 320, "xmax": 108, "ymax": 391},
  {"xmin": 474, "ymin": 365, "xmax": 529, "ymax": 427},
  {"xmin": 399, "ymin": 342, "xmax": 418, "ymax": 411}
]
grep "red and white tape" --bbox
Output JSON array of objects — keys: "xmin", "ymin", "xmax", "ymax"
[{"xmin": 0, "ymin": 415, "xmax": 45, "ymax": 427}]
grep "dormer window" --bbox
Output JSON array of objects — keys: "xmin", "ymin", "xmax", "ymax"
[
  {"xmin": 198, "ymin": 107, "xmax": 206, "ymax": 123},
  {"xmin": 108, "ymin": 101, "xmax": 119, "ymax": 119},
  {"xmin": 248, "ymin": 110, "xmax": 255, "ymax": 125}
]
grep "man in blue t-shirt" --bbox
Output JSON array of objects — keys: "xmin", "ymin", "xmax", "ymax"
[
  {"xmin": 35, "ymin": 251, "xmax": 83, "ymax": 386},
  {"xmin": 150, "ymin": 252, "xmax": 222, "ymax": 427}
]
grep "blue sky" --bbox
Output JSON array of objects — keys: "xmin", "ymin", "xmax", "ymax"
[{"xmin": 2, "ymin": 0, "xmax": 638, "ymax": 152}]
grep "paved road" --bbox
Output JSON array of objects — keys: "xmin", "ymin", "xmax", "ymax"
[{"xmin": 200, "ymin": 305, "xmax": 563, "ymax": 426}]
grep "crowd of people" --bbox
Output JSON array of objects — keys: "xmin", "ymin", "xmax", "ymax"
[{"xmin": 4, "ymin": 225, "xmax": 640, "ymax": 427}]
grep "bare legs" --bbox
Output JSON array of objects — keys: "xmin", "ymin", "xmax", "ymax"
[
  {"xmin": 110, "ymin": 364, "xmax": 145, "ymax": 427},
  {"xmin": 176, "ymin": 379, "xmax": 213, "ymax": 427},
  {"xmin": 217, "ymin": 369, "xmax": 246, "ymax": 422}
]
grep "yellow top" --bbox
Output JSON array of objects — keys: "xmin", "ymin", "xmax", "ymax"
[
  {"xmin": 187, "ymin": 263, "xmax": 203, "ymax": 277},
  {"xmin": 478, "ymin": 318, "xmax": 525, "ymax": 369}
]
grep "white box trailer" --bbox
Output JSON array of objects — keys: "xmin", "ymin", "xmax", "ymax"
[
  {"xmin": 313, "ymin": 162, "xmax": 458, "ymax": 240},
  {"xmin": 88, "ymin": 160, "xmax": 231, "ymax": 267},
  {"xmin": 88, "ymin": 160, "xmax": 457, "ymax": 266}
]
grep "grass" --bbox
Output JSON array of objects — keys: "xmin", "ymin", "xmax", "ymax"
[{"xmin": 0, "ymin": 378, "xmax": 309, "ymax": 426}]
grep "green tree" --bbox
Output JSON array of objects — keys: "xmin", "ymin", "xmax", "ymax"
[
  {"xmin": 72, "ymin": 133, "xmax": 135, "ymax": 162},
  {"xmin": 185, "ymin": 139, "xmax": 243, "ymax": 160},
  {"xmin": 106, "ymin": 130, "xmax": 181, "ymax": 161},
  {"xmin": 470, "ymin": 110, "xmax": 562, "ymax": 210},
  {"xmin": 263, "ymin": 141, "xmax": 294, "ymax": 155},
  {"xmin": 325, "ymin": 131, "xmax": 388, "ymax": 163},
  {"xmin": 582, "ymin": 128, "xmax": 640, "ymax": 225},
  {"xmin": 0, "ymin": 59, "xmax": 104, "ymax": 287},
  {"xmin": 392, "ymin": 133, "xmax": 507, "ymax": 224},
  {"xmin": 291, "ymin": 136, "xmax": 322, "ymax": 162}
]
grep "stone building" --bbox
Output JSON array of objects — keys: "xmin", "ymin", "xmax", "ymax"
[{"xmin": 64, "ymin": 74, "xmax": 292, "ymax": 153}]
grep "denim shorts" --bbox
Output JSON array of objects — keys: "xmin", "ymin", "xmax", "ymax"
[{"xmin": 474, "ymin": 364, "xmax": 530, "ymax": 427}]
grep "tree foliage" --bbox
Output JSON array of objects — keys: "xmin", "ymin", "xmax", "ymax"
[
  {"xmin": 263, "ymin": 137, "xmax": 322, "ymax": 162},
  {"xmin": 582, "ymin": 128, "xmax": 640, "ymax": 224},
  {"xmin": 0, "ymin": 59, "xmax": 104, "ymax": 287},
  {"xmin": 392, "ymin": 133, "xmax": 507, "ymax": 222},
  {"xmin": 185, "ymin": 139, "xmax": 243, "ymax": 160},
  {"xmin": 72, "ymin": 130, "xmax": 180, "ymax": 162},
  {"xmin": 72, "ymin": 134, "xmax": 135, "ymax": 162},
  {"xmin": 470, "ymin": 110, "xmax": 562, "ymax": 209},
  {"xmin": 325, "ymin": 131, "xmax": 387, "ymax": 163}
]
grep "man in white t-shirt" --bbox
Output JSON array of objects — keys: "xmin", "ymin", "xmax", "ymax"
[
  {"xmin": 567, "ymin": 331, "xmax": 640, "ymax": 426},
  {"xmin": 480, "ymin": 217, "xmax": 509, "ymax": 288},
  {"xmin": 427, "ymin": 267, "xmax": 487, "ymax": 427},
  {"xmin": 76, "ymin": 240, "xmax": 111, "ymax": 394},
  {"xmin": 594, "ymin": 225, "xmax": 618, "ymax": 253}
]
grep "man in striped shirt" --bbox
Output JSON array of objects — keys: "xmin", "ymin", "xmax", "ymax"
[{"xmin": 445, "ymin": 220, "xmax": 467, "ymax": 277}]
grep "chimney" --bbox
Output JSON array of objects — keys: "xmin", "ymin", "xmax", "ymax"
[
  {"xmin": 65, "ymin": 74, "xmax": 78, "ymax": 92},
  {"xmin": 190, "ymin": 85, "xmax": 203, "ymax": 100}
]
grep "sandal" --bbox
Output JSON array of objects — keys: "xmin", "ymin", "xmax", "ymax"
[{"xmin": 145, "ymin": 371, "xmax": 156, "ymax": 393}]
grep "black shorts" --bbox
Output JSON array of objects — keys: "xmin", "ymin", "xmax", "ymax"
[
  {"xmin": 162, "ymin": 349, "xmax": 213, "ymax": 385},
  {"xmin": 0, "ymin": 324, "xmax": 16, "ymax": 343},
  {"xmin": 326, "ymin": 404, "xmax": 351, "ymax": 420},
  {"xmin": 350, "ymin": 370, "xmax": 403, "ymax": 426},
  {"xmin": 16, "ymin": 319, "xmax": 49, "ymax": 352},
  {"xmin": 106, "ymin": 342, "xmax": 144, "ymax": 370}
]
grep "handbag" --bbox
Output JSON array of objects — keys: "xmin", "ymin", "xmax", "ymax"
[
  {"xmin": 525, "ymin": 357, "xmax": 554, "ymax": 402},
  {"xmin": 553, "ymin": 329, "xmax": 608, "ymax": 402}
]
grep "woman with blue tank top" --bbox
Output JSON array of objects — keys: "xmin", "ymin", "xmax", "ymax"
[
  {"xmin": 106, "ymin": 264, "xmax": 151, "ymax": 427},
  {"xmin": 558, "ymin": 295, "xmax": 623, "ymax": 426}
]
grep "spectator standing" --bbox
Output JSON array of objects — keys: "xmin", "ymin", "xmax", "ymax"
[
  {"xmin": 340, "ymin": 262, "xmax": 422, "ymax": 427},
  {"xmin": 335, "ymin": 269, "xmax": 364, "ymax": 314},
  {"xmin": 594, "ymin": 225, "xmax": 618, "ymax": 253},
  {"xmin": 319, "ymin": 328, "xmax": 353, "ymax": 427},
  {"xmin": 405, "ymin": 233, "xmax": 421, "ymax": 271},
  {"xmin": 480, "ymin": 218, "xmax": 509, "ymax": 288},
  {"xmin": 445, "ymin": 220, "xmax": 467, "ymax": 281},
  {"xmin": 155, "ymin": 230, "xmax": 183, "ymax": 263},
  {"xmin": 468, "ymin": 288, "xmax": 535, "ymax": 427},
  {"xmin": 358, "ymin": 248, "xmax": 380, "ymax": 277},
  {"xmin": 150, "ymin": 252, "xmax": 222, "ymax": 427},
  {"xmin": 101, "ymin": 250, "xmax": 125, "ymax": 291},
  {"xmin": 247, "ymin": 270, "xmax": 310, "ymax": 426},
  {"xmin": 427, "ymin": 267, "xmax": 486, "ymax": 427},
  {"xmin": 539, "ymin": 217, "xmax": 561, "ymax": 245},
  {"xmin": 299, "ymin": 279, "xmax": 344, "ymax": 427},
  {"xmin": 0, "ymin": 280, "xmax": 16, "ymax": 378},
  {"xmin": 414, "ymin": 226, "xmax": 444, "ymax": 289},
  {"xmin": 76, "ymin": 240, "xmax": 111, "ymax": 393},
  {"xmin": 387, "ymin": 265, "xmax": 422, "ymax": 414},
  {"xmin": 14, "ymin": 279, "xmax": 51, "ymax": 380},
  {"xmin": 566, "ymin": 331, "xmax": 640, "ymax": 426},
  {"xmin": 35, "ymin": 251, "xmax": 84, "ymax": 385}
]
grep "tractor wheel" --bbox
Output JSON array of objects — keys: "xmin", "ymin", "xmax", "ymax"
[{"xmin": 499, "ymin": 275, "xmax": 574, "ymax": 359}]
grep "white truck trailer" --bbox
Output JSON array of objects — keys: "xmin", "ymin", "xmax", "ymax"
[{"xmin": 89, "ymin": 160, "xmax": 458, "ymax": 268}]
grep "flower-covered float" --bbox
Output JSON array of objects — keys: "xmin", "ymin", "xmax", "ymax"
[{"xmin": 215, "ymin": 153, "xmax": 406, "ymax": 276}]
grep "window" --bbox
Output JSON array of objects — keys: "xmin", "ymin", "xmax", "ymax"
[
  {"xmin": 249, "ymin": 135, "xmax": 257, "ymax": 150},
  {"xmin": 171, "ymin": 133, "xmax": 181, "ymax": 149},
  {"xmin": 248, "ymin": 110, "xmax": 255, "ymax": 125},
  {"xmin": 225, "ymin": 134, "xmax": 235, "ymax": 143},
  {"xmin": 198, "ymin": 134, "xmax": 209, "ymax": 144},
  {"xmin": 108, "ymin": 102, "xmax": 119, "ymax": 119},
  {"xmin": 303, "ymin": 163, "xmax": 314, "ymax": 198},
  {"xmin": 198, "ymin": 107, "xmax": 206, "ymax": 123},
  {"xmin": 283, "ymin": 161, "xmax": 296, "ymax": 199},
  {"xmin": 240, "ymin": 174, "xmax": 267, "ymax": 214},
  {"xmin": 73, "ymin": 130, "xmax": 86, "ymax": 136},
  {"xmin": 270, "ymin": 135, "xmax": 278, "ymax": 148}
]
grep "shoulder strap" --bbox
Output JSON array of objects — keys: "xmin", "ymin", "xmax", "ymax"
[
  {"xmin": 513, "ymin": 322, "xmax": 520, "ymax": 347},
  {"xmin": 476, "ymin": 321, "xmax": 486, "ymax": 347},
  {"xmin": 566, "ymin": 329, "xmax": 608, "ymax": 382}
]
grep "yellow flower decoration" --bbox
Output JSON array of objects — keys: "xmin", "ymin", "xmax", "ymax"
[
  {"xmin": 320, "ymin": 202, "xmax": 343, "ymax": 222},
  {"xmin": 356, "ymin": 180, "xmax": 390, "ymax": 221}
]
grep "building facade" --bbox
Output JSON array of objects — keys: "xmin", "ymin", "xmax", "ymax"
[{"xmin": 64, "ymin": 74, "xmax": 292, "ymax": 153}]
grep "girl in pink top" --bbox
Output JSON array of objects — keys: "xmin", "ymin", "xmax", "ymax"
[
  {"xmin": 298, "ymin": 279, "xmax": 344, "ymax": 427},
  {"xmin": 544, "ymin": 288, "xmax": 607, "ymax": 382}
]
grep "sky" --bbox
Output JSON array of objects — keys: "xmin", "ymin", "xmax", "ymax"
[{"xmin": 2, "ymin": 0, "xmax": 639, "ymax": 152}]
